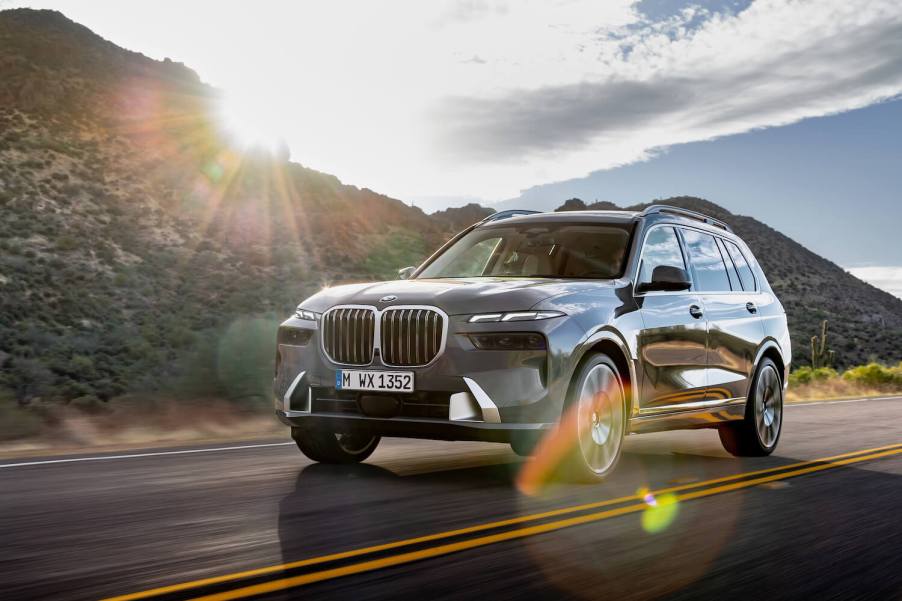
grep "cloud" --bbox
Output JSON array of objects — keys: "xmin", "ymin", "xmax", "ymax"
[
  {"xmin": 434, "ymin": 0, "xmax": 510, "ymax": 26},
  {"xmin": 426, "ymin": 0, "xmax": 902, "ymax": 198},
  {"xmin": 847, "ymin": 266, "xmax": 902, "ymax": 300},
  {"xmin": 459, "ymin": 54, "xmax": 487, "ymax": 65},
  {"xmin": 34, "ymin": 0, "xmax": 900, "ymax": 203}
]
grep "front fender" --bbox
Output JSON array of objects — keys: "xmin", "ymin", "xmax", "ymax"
[{"xmin": 533, "ymin": 286, "xmax": 642, "ymax": 418}]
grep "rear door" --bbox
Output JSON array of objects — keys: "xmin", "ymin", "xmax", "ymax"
[
  {"xmin": 635, "ymin": 225, "xmax": 708, "ymax": 412},
  {"xmin": 680, "ymin": 228, "xmax": 764, "ymax": 403}
]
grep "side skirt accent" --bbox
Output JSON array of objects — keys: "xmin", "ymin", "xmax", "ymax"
[{"xmin": 630, "ymin": 397, "xmax": 746, "ymax": 434}]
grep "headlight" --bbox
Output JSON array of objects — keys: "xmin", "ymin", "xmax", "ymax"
[
  {"xmin": 294, "ymin": 306, "xmax": 321, "ymax": 321},
  {"xmin": 469, "ymin": 333, "xmax": 547, "ymax": 350},
  {"xmin": 468, "ymin": 310, "xmax": 565, "ymax": 323},
  {"xmin": 278, "ymin": 327, "xmax": 313, "ymax": 346}
]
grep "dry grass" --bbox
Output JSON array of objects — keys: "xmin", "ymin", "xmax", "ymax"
[
  {"xmin": 0, "ymin": 396, "xmax": 285, "ymax": 459},
  {"xmin": 786, "ymin": 380, "xmax": 902, "ymax": 402},
  {"xmin": 4, "ymin": 382, "xmax": 901, "ymax": 461}
]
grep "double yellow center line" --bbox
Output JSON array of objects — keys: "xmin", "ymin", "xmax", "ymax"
[{"xmin": 105, "ymin": 442, "xmax": 902, "ymax": 601}]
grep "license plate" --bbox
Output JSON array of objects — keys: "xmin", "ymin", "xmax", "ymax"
[{"xmin": 335, "ymin": 370, "xmax": 414, "ymax": 393}]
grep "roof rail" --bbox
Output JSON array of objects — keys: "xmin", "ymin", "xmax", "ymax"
[
  {"xmin": 479, "ymin": 209, "xmax": 541, "ymax": 224},
  {"xmin": 641, "ymin": 204, "xmax": 731, "ymax": 232}
]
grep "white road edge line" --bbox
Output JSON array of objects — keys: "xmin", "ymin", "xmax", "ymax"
[
  {"xmin": 0, "ymin": 442, "xmax": 294, "ymax": 469},
  {"xmin": 2, "ymin": 396, "xmax": 900, "ymax": 469},
  {"xmin": 788, "ymin": 395, "xmax": 902, "ymax": 407}
]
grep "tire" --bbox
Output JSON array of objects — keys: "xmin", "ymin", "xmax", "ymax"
[
  {"xmin": 719, "ymin": 357, "xmax": 783, "ymax": 457},
  {"xmin": 563, "ymin": 353, "xmax": 627, "ymax": 482},
  {"xmin": 291, "ymin": 426, "xmax": 380, "ymax": 464}
]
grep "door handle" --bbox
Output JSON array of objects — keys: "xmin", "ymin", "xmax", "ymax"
[
  {"xmin": 689, "ymin": 304, "xmax": 704, "ymax": 319},
  {"xmin": 746, "ymin": 302, "xmax": 757, "ymax": 314}
]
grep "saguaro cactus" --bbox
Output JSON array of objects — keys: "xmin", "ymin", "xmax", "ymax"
[{"xmin": 810, "ymin": 320, "xmax": 835, "ymax": 369}]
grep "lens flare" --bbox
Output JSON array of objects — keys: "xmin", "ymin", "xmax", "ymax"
[
  {"xmin": 516, "ymin": 400, "xmax": 581, "ymax": 495},
  {"xmin": 202, "ymin": 160, "xmax": 225, "ymax": 184},
  {"xmin": 640, "ymin": 491, "xmax": 680, "ymax": 534},
  {"xmin": 516, "ymin": 381, "xmax": 632, "ymax": 495},
  {"xmin": 637, "ymin": 486, "xmax": 657, "ymax": 506}
]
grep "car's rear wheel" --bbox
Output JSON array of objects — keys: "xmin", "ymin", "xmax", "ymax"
[
  {"xmin": 564, "ymin": 354, "xmax": 626, "ymax": 482},
  {"xmin": 719, "ymin": 357, "xmax": 783, "ymax": 456},
  {"xmin": 291, "ymin": 426, "xmax": 380, "ymax": 464}
]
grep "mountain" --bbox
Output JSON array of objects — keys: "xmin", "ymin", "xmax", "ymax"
[
  {"xmin": 556, "ymin": 198, "xmax": 902, "ymax": 366},
  {"xmin": 1, "ymin": 9, "xmax": 898, "ymax": 409},
  {"xmin": 0, "ymin": 9, "xmax": 477, "ymax": 406}
]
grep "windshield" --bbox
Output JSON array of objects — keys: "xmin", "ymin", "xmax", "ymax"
[{"xmin": 417, "ymin": 222, "xmax": 634, "ymax": 279}]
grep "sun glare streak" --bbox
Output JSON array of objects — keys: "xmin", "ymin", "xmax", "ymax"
[
  {"xmin": 516, "ymin": 382, "xmax": 634, "ymax": 495},
  {"xmin": 270, "ymin": 160, "xmax": 318, "ymax": 271},
  {"xmin": 106, "ymin": 75, "xmax": 313, "ymax": 303}
]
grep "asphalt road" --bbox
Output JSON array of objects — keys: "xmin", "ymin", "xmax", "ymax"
[{"xmin": 2, "ymin": 397, "xmax": 902, "ymax": 601}]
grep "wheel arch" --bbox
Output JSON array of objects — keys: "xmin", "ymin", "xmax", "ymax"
[
  {"xmin": 752, "ymin": 338, "xmax": 788, "ymax": 390},
  {"xmin": 567, "ymin": 329, "xmax": 637, "ymax": 419}
]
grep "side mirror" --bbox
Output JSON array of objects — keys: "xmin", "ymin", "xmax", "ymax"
[
  {"xmin": 398, "ymin": 266, "xmax": 416, "ymax": 280},
  {"xmin": 636, "ymin": 265, "xmax": 691, "ymax": 293}
]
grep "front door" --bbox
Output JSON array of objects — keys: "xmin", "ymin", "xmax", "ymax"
[{"xmin": 635, "ymin": 226, "xmax": 708, "ymax": 412}]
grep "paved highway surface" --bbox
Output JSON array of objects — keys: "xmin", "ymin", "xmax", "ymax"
[{"xmin": 2, "ymin": 397, "xmax": 901, "ymax": 601}]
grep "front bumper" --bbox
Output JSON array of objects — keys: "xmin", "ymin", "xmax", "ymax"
[
  {"xmin": 276, "ymin": 411, "xmax": 553, "ymax": 443},
  {"xmin": 273, "ymin": 311, "xmax": 586, "ymax": 441}
]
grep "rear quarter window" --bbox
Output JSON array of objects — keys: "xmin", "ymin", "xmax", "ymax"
[
  {"xmin": 681, "ymin": 228, "xmax": 732, "ymax": 292},
  {"xmin": 724, "ymin": 240, "xmax": 757, "ymax": 291}
]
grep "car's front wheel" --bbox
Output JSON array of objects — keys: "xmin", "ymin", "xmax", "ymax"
[
  {"xmin": 719, "ymin": 357, "xmax": 783, "ymax": 456},
  {"xmin": 564, "ymin": 354, "xmax": 627, "ymax": 482},
  {"xmin": 291, "ymin": 426, "xmax": 380, "ymax": 464}
]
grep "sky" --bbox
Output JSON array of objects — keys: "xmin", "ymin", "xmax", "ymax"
[
  {"xmin": 5, "ymin": 0, "xmax": 902, "ymax": 296},
  {"xmin": 499, "ymin": 98, "xmax": 902, "ymax": 267}
]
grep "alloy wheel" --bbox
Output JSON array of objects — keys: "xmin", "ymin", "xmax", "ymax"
[
  {"xmin": 754, "ymin": 365, "xmax": 782, "ymax": 449},
  {"xmin": 576, "ymin": 363, "xmax": 625, "ymax": 475}
]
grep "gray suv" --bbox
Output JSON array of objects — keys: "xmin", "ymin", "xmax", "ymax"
[{"xmin": 274, "ymin": 205, "xmax": 790, "ymax": 480}]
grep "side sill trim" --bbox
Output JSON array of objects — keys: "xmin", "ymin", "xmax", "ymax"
[{"xmin": 637, "ymin": 396, "xmax": 746, "ymax": 417}]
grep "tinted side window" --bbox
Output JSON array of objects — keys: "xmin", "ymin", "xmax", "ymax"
[
  {"xmin": 716, "ymin": 238, "xmax": 740, "ymax": 291},
  {"xmin": 638, "ymin": 227, "xmax": 686, "ymax": 286},
  {"xmin": 682, "ymin": 229, "xmax": 731, "ymax": 291},
  {"xmin": 724, "ymin": 240, "xmax": 756, "ymax": 291}
]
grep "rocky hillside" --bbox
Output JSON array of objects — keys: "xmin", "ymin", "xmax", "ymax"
[
  {"xmin": 1, "ymin": 9, "xmax": 897, "ymax": 409},
  {"xmin": 0, "ymin": 9, "xmax": 480, "ymax": 406},
  {"xmin": 558, "ymin": 197, "xmax": 902, "ymax": 367}
]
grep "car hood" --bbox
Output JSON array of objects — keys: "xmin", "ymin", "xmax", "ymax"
[{"xmin": 300, "ymin": 278, "xmax": 614, "ymax": 315}]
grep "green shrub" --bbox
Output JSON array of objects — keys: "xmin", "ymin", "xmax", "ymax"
[
  {"xmin": 0, "ymin": 390, "xmax": 44, "ymax": 441},
  {"xmin": 214, "ymin": 315, "xmax": 279, "ymax": 405},
  {"xmin": 69, "ymin": 394, "xmax": 108, "ymax": 414},
  {"xmin": 56, "ymin": 235, "xmax": 80, "ymax": 251},
  {"xmin": 842, "ymin": 362, "xmax": 902, "ymax": 387},
  {"xmin": 789, "ymin": 366, "xmax": 838, "ymax": 386},
  {"xmin": 362, "ymin": 229, "xmax": 427, "ymax": 280}
]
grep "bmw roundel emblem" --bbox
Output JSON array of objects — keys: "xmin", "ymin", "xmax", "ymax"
[{"xmin": 379, "ymin": 295, "xmax": 397, "ymax": 303}]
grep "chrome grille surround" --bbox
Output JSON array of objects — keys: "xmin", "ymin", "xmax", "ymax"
[
  {"xmin": 321, "ymin": 306, "xmax": 376, "ymax": 366},
  {"xmin": 320, "ymin": 304, "xmax": 448, "ymax": 367},
  {"xmin": 380, "ymin": 306, "xmax": 447, "ymax": 367}
]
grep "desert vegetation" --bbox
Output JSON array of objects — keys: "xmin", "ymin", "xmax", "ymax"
[
  {"xmin": 787, "ymin": 362, "xmax": 902, "ymax": 401},
  {"xmin": 1, "ymin": 10, "xmax": 901, "ymax": 450}
]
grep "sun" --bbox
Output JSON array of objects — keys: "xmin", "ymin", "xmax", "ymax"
[{"xmin": 216, "ymin": 90, "xmax": 287, "ymax": 154}]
